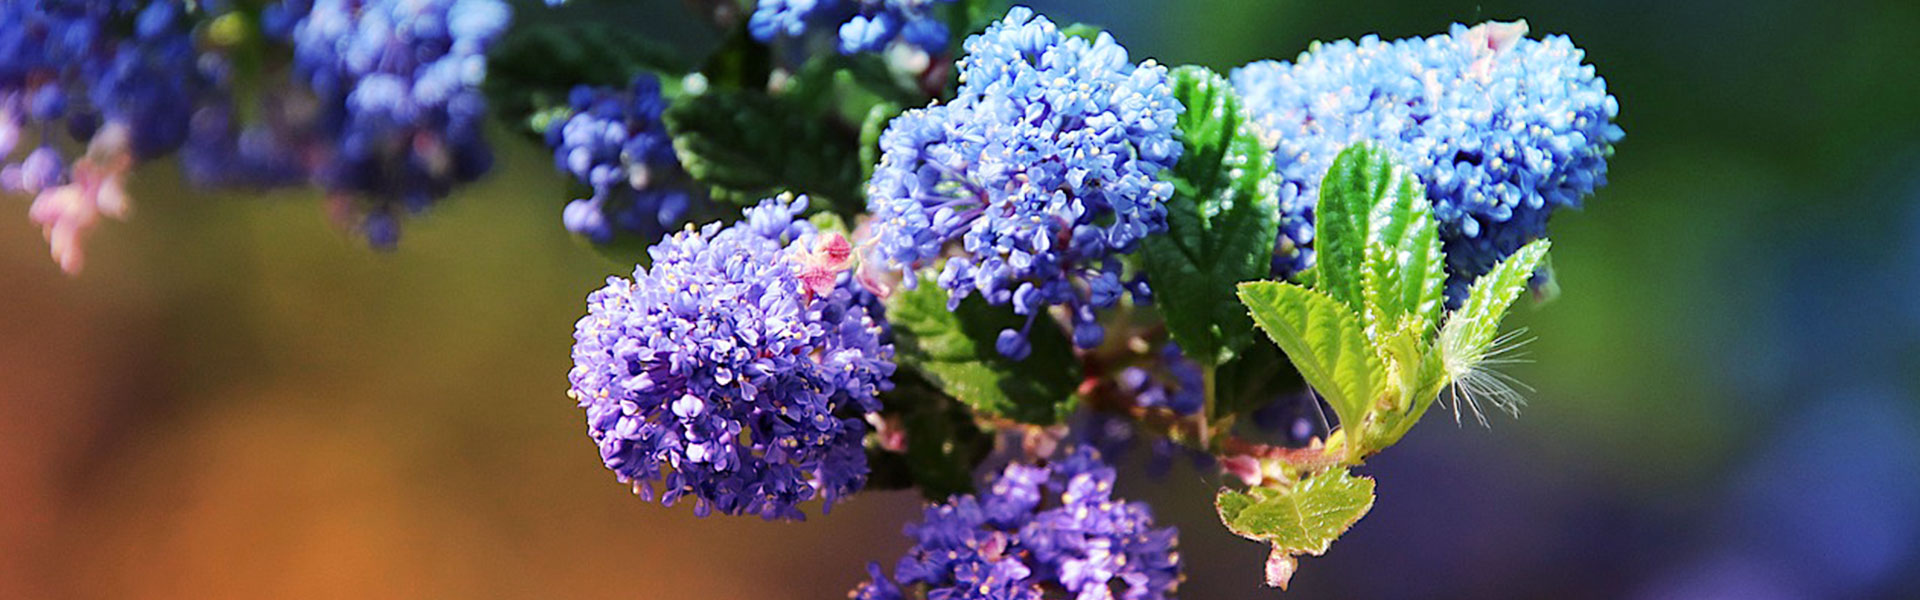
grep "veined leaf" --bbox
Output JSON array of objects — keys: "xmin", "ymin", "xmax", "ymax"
[
  {"xmin": 1141, "ymin": 65, "xmax": 1280, "ymax": 366},
  {"xmin": 1216, "ymin": 467, "xmax": 1376, "ymax": 588},
  {"xmin": 1360, "ymin": 156, "xmax": 1446, "ymax": 330},
  {"xmin": 1439, "ymin": 238, "xmax": 1551, "ymax": 367},
  {"xmin": 885, "ymin": 275, "xmax": 1079, "ymax": 425},
  {"xmin": 663, "ymin": 87, "xmax": 861, "ymax": 209},
  {"xmin": 1238, "ymin": 281, "xmax": 1384, "ymax": 428},
  {"xmin": 1312, "ymin": 144, "xmax": 1398, "ymax": 312}
]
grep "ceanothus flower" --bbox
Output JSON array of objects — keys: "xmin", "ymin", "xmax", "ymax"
[
  {"xmin": 866, "ymin": 6, "xmax": 1182, "ymax": 358},
  {"xmin": 852, "ymin": 446, "xmax": 1182, "ymax": 600},
  {"xmin": 290, "ymin": 0, "xmax": 511, "ymax": 247},
  {"xmin": 567, "ymin": 195, "xmax": 895, "ymax": 520},
  {"xmin": 544, "ymin": 74, "xmax": 695, "ymax": 243},
  {"xmin": 1231, "ymin": 20, "xmax": 1622, "ymax": 301},
  {"xmin": 0, "ymin": 0, "xmax": 206, "ymax": 273},
  {"xmin": 750, "ymin": 0, "xmax": 957, "ymax": 55}
]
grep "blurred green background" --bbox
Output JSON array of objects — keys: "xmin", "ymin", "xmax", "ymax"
[{"xmin": 3, "ymin": 0, "xmax": 1918, "ymax": 598}]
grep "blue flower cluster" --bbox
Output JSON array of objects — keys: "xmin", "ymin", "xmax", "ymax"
[
  {"xmin": 0, "ymin": 1, "xmax": 205, "ymax": 272},
  {"xmin": 750, "ymin": 0, "xmax": 957, "ymax": 55},
  {"xmin": 290, "ymin": 0, "xmax": 511, "ymax": 246},
  {"xmin": 544, "ymin": 75, "xmax": 695, "ymax": 243},
  {"xmin": 1231, "ymin": 21, "xmax": 1622, "ymax": 299},
  {"xmin": 867, "ymin": 7, "xmax": 1181, "ymax": 358},
  {"xmin": 853, "ymin": 447, "xmax": 1181, "ymax": 600},
  {"xmin": 567, "ymin": 195, "xmax": 895, "ymax": 520}
]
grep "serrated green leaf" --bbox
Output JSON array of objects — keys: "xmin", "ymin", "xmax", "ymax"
[
  {"xmin": 1216, "ymin": 468, "xmax": 1376, "ymax": 556},
  {"xmin": 1439, "ymin": 238, "xmax": 1551, "ymax": 365},
  {"xmin": 1141, "ymin": 65, "xmax": 1280, "ymax": 366},
  {"xmin": 1313, "ymin": 144, "xmax": 1399, "ymax": 312},
  {"xmin": 1237, "ymin": 281, "xmax": 1384, "ymax": 428},
  {"xmin": 886, "ymin": 275, "xmax": 1079, "ymax": 425},
  {"xmin": 1360, "ymin": 158, "xmax": 1446, "ymax": 330},
  {"xmin": 663, "ymin": 88, "xmax": 861, "ymax": 209}
]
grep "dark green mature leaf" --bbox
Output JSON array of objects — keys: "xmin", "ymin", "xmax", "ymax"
[
  {"xmin": 1360, "ymin": 157, "xmax": 1446, "ymax": 329},
  {"xmin": 485, "ymin": 20, "xmax": 689, "ymax": 138},
  {"xmin": 1440, "ymin": 239, "xmax": 1551, "ymax": 365},
  {"xmin": 663, "ymin": 88, "xmax": 862, "ymax": 209},
  {"xmin": 1141, "ymin": 65, "xmax": 1280, "ymax": 366},
  {"xmin": 864, "ymin": 371, "xmax": 993, "ymax": 500},
  {"xmin": 1313, "ymin": 144, "xmax": 1398, "ymax": 312},
  {"xmin": 1238, "ymin": 281, "xmax": 1383, "ymax": 428},
  {"xmin": 886, "ymin": 275, "xmax": 1079, "ymax": 425}
]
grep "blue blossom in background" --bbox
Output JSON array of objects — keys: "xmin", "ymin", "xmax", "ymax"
[
  {"xmin": 1232, "ymin": 21, "xmax": 1621, "ymax": 300},
  {"xmin": 544, "ymin": 74, "xmax": 696, "ymax": 243},
  {"xmin": 750, "ymin": 0, "xmax": 957, "ymax": 55},
  {"xmin": 0, "ymin": 0, "xmax": 207, "ymax": 273},
  {"xmin": 853, "ymin": 446, "xmax": 1181, "ymax": 600},
  {"xmin": 290, "ymin": 0, "xmax": 511, "ymax": 247},
  {"xmin": 867, "ymin": 6, "xmax": 1182, "ymax": 358},
  {"xmin": 567, "ymin": 195, "xmax": 895, "ymax": 520}
]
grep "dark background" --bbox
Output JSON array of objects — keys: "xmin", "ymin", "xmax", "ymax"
[{"xmin": 3, "ymin": 0, "xmax": 1917, "ymax": 597}]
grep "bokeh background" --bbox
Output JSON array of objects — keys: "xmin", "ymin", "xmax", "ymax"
[{"xmin": 4, "ymin": 0, "xmax": 1919, "ymax": 598}]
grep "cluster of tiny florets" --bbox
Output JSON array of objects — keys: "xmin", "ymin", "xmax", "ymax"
[
  {"xmin": 290, "ymin": 0, "xmax": 511, "ymax": 246},
  {"xmin": 1232, "ymin": 21, "xmax": 1622, "ymax": 300},
  {"xmin": 750, "ymin": 0, "xmax": 957, "ymax": 55},
  {"xmin": 544, "ymin": 74, "xmax": 695, "ymax": 243},
  {"xmin": 866, "ymin": 6, "xmax": 1182, "ymax": 359},
  {"xmin": 0, "ymin": 1, "xmax": 205, "ymax": 273},
  {"xmin": 853, "ymin": 446, "xmax": 1181, "ymax": 600},
  {"xmin": 567, "ymin": 195, "xmax": 895, "ymax": 520}
]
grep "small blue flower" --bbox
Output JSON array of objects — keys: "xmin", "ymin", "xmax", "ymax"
[
  {"xmin": 568, "ymin": 195, "xmax": 895, "ymax": 520},
  {"xmin": 867, "ymin": 6, "xmax": 1182, "ymax": 357},
  {"xmin": 750, "ymin": 0, "xmax": 957, "ymax": 55},
  {"xmin": 1232, "ymin": 20, "xmax": 1622, "ymax": 301},
  {"xmin": 545, "ymin": 74, "xmax": 697, "ymax": 244},
  {"xmin": 852, "ymin": 447, "xmax": 1182, "ymax": 599}
]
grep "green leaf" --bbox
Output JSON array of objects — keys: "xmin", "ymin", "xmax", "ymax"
[
  {"xmin": 1216, "ymin": 468, "xmax": 1376, "ymax": 557},
  {"xmin": 484, "ymin": 20, "xmax": 689, "ymax": 138},
  {"xmin": 1141, "ymin": 65, "xmax": 1280, "ymax": 366},
  {"xmin": 1359, "ymin": 158, "xmax": 1446, "ymax": 330},
  {"xmin": 1237, "ymin": 281, "xmax": 1383, "ymax": 428},
  {"xmin": 864, "ymin": 370, "xmax": 993, "ymax": 500},
  {"xmin": 663, "ymin": 88, "xmax": 862, "ymax": 209},
  {"xmin": 1060, "ymin": 23, "xmax": 1106, "ymax": 42},
  {"xmin": 1439, "ymin": 238, "xmax": 1551, "ymax": 365},
  {"xmin": 1312, "ymin": 144, "xmax": 1400, "ymax": 312},
  {"xmin": 886, "ymin": 275, "xmax": 1079, "ymax": 425}
]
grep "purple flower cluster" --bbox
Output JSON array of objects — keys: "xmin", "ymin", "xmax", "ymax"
[
  {"xmin": 567, "ymin": 195, "xmax": 895, "ymax": 520},
  {"xmin": 853, "ymin": 447, "xmax": 1181, "ymax": 600},
  {"xmin": 1232, "ymin": 21, "xmax": 1621, "ymax": 299},
  {"xmin": 289, "ymin": 0, "xmax": 510, "ymax": 246},
  {"xmin": 866, "ymin": 6, "xmax": 1181, "ymax": 359},
  {"xmin": 750, "ymin": 0, "xmax": 957, "ymax": 55},
  {"xmin": 0, "ymin": 1, "xmax": 205, "ymax": 272},
  {"xmin": 544, "ymin": 74, "xmax": 695, "ymax": 243}
]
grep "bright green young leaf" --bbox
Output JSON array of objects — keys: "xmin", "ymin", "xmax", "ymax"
[
  {"xmin": 885, "ymin": 275, "xmax": 1079, "ymax": 425},
  {"xmin": 1141, "ymin": 65, "xmax": 1280, "ymax": 366},
  {"xmin": 1216, "ymin": 468, "xmax": 1376, "ymax": 558},
  {"xmin": 1439, "ymin": 238, "xmax": 1551, "ymax": 368},
  {"xmin": 662, "ymin": 88, "xmax": 862, "ymax": 209},
  {"xmin": 1360, "ymin": 158, "xmax": 1446, "ymax": 329},
  {"xmin": 1312, "ymin": 144, "xmax": 1400, "ymax": 312},
  {"xmin": 860, "ymin": 102, "xmax": 903, "ymax": 183},
  {"xmin": 1237, "ymin": 281, "xmax": 1383, "ymax": 428}
]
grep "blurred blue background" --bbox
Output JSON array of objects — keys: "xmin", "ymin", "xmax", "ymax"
[{"xmin": 2, "ymin": 0, "xmax": 1917, "ymax": 598}]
